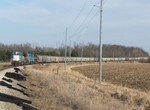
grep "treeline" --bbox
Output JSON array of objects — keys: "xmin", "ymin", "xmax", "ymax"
[
  {"xmin": 70, "ymin": 43, "xmax": 149, "ymax": 58},
  {"xmin": 0, "ymin": 43, "xmax": 149, "ymax": 61}
]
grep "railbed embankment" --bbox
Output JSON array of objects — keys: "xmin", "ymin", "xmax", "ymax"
[{"xmin": 0, "ymin": 66, "xmax": 37, "ymax": 110}]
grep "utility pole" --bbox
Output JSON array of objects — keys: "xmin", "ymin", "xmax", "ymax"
[
  {"xmin": 69, "ymin": 40, "xmax": 72, "ymax": 58},
  {"xmin": 99, "ymin": 0, "xmax": 103, "ymax": 82},
  {"xmin": 69, "ymin": 40, "xmax": 72, "ymax": 64},
  {"xmin": 64, "ymin": 27, "xmax": 68, "ymax": 70},
  {"xmin": 81, "ymin": 43, "xmax": 83, "ymax": 64}
]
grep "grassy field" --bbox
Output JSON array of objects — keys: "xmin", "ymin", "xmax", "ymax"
[
  {"xmin": 22, "ymin": 63, "xmax": 150, "ymax": 110},
  {"xmin": 72, "ymin": 62, "xmax": 150, "ymax": 92}
]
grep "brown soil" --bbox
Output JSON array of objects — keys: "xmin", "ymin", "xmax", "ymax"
[{"xmin": 72, "ymin": 62, "xmax": 150, "ymax": 92}]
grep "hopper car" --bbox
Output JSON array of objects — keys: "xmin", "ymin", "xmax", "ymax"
[
  {"xmin": 37, "ymin": 55, "xmax": 148, "ymax": 63},
  {"xmin": 11, "ymin": 51, "xmax": 149, "ymax": 66}
]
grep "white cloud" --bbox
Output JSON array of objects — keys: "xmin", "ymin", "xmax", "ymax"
[
  {"xmin": 0, "ymin": 0, "xmax": 87, "ymax": 28},
  {"xmin": 0, "ymin": 0, "xmax": 150, "ymax": 52}
]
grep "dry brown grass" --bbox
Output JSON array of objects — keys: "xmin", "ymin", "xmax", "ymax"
[
  {"xmin": 0, "ymin": 62, "xmax": 11, "ymax": 71},
  {"xmin": 22, "ymin": 63, "xmax": 150, "ymax": 110}
]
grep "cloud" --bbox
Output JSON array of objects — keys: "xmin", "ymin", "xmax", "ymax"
[
  {"xmin": 0, "ymin": 0, "xmax": 150, "ymax": 52},
  {"xmin": 0, "ymin": 0, "xmax": 87, "ymax": 29}
]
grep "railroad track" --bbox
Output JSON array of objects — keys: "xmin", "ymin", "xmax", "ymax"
[{"xmin": 0, "ymin": 67, "xmax": 37, "ymax": 110}]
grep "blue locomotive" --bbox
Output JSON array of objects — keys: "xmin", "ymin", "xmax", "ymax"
[
  {"xmin": 23, "ymin": 52, "xmax": 34, "ymax": 64},
  {"xmin": 11, "ymin": 51, "xmax": 34, "ymax": 65}
]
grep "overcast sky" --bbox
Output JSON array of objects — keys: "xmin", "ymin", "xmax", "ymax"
[{"xmin": 0, "ymin": 0, "xmax": 150, "ymax": 52}]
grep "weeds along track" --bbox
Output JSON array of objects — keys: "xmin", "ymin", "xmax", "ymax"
[{"xmin": 72, "ymin": 62, "xmax": 150, "ymax": 92}]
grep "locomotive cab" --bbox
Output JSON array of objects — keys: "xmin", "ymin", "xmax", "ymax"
[{"xmin": 11, "ymin": 52, "xmax": 23, "ymax": 65}]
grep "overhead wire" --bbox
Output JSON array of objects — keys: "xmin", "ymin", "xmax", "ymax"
[
  {"xmin": 68, "ymin": 0, "xmax": 89, "ymax": 29},
  {"xmin": 68, "ymin": 0, "xmax": 108, "ymax": 42},
  {"xmin": 69, "ymin": 5, "xmax": 95, "ymax": 38},
  {"xmin": 71, "ymin": 11, "xmax": 99, "ymax": 40}
]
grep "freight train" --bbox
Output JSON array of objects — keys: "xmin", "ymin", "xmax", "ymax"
[
  {"xmin": 11, "ymin": 51, "xmax": 148, "ymax": 65},
  {"xmin": 37, "ymin": 55, "xmax": 148, "ymax": 63},
  {"xmin": 11, "ymin": 51, "xmax": 34, "ymax": 65}
]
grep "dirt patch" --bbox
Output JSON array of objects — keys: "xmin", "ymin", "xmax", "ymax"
[{"xmin": 72, "ymin": 62, "xmax": 150, "ymax": 92}]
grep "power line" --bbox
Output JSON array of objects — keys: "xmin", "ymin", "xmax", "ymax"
[
  {"xmin": 69, "ymin": 5, "xmax": 95, "ymax": 38},
  {"xmin": 69, "ymin": 0, "xmax": 89, "ymax": 29},
  {"xmin": 76, "ymin": 6, "xmax": 94, "ymax": 32},
  {"xmin": 68, "ymin": 0, "xmax": 107, "ymax": 42},
  {"xmin": 76, "ymin": 0, "xmax": 108, "ymax": 39},
  {"xmin": 71, "ymin": 11, "xmax": 99, "ymax": 40}
]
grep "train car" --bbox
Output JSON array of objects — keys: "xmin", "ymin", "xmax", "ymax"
[
  {"xmin": 37, "ymin": 55, "xmax": 53, "ymax": 63},
  {"xmin": 11, "ymin": 51, "xmax": 24, "ymax": 65},
  {"xmin": 34, "ymin": 55, "xmax": 39, "ymax": 63}
]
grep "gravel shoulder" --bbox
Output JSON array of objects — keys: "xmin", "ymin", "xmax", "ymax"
[{"xmin": 0, "ymin": 66, "xmax": 36, "ymax": 110}]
